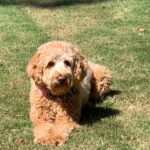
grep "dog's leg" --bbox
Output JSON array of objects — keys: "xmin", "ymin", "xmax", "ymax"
[
  {"xmin": 51, "ymin": 117, "xmax": 79, "ymax": 146},
  {"xmin": 90, "ymin": 64, "xmax": 112, "ymax": 101},
  {"xmin": 33, "ymin": 121, "xmax": 54, "ymax": 145},
  {"xmin": 33, "ymin": 118, "xmax": 79, "ymax": 146}
]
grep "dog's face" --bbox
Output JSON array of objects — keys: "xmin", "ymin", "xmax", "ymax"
[
  {"xmin": 42, "ymin": 49, "xmax": 74, "ymax": 95},
  {"xmin": 27, "ymin": 41, "xmax": 88, "ymax": 96}
]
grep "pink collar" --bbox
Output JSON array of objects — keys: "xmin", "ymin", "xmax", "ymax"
[{"xmin": 38, "ymin": 86, "xmax": 47, "ymax": 97}]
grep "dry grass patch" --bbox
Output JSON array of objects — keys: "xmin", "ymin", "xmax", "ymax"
[{"xmin": 22, "ymin": 6, "xmax": 98, "ymax": 41}]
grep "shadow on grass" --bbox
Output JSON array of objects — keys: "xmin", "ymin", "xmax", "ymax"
[
  {"xmin": 81, "ymin": 90, "xmax": 121, "ymax": 125},
  {"xmin": 81, "ymin": 107, "xmax": 120, "ymax": 125},
  {"xmin": 104, "ymin": 89, "xmax": 121, "ymax": 100},
  {"xmin": 0, "ymin": 0, "xmax": 112, "ymax": 8}
]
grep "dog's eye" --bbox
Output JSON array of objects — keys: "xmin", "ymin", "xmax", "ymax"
[
  {"xmin": 64, "ymin": 60, "xmax": 71, "ymax": 67},
  {"xmin": 47, "ymin": 61, "xmax": 55, "ymax": 68}
]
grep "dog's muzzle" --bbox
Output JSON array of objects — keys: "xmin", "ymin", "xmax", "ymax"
[
  {"xmin": 50, "ymin": 74, "xmax": 72, "ymax": 95},
  {"xmin": 57, "ymin": 76, "xmax": 67, "ymax": 85}
]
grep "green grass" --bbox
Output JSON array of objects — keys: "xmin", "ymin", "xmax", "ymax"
[{"xmin": 0, "ymin": 0, "xmax": 150, "ymax": 149}]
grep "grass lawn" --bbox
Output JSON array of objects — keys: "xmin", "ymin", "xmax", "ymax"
[{"xmin": 0, "ymin": 0, "xmax": 150, "ymax": 149}]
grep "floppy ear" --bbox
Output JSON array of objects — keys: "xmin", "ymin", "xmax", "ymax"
[
  {"xmin": 73, "ymin": 47, "xmax": 88, "ymax": 83},
  {"xmin": 26, "ymin": 53, "xmax": 43, "ymax": 86}
]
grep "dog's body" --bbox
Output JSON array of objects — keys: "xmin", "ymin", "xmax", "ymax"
[{"xmin": 27, "ymin": 41, "xmax": 111, "ymax": 145}]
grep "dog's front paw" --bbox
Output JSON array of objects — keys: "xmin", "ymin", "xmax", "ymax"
[
  {"xmin": 34, "ymin": 122, "xmax": 78, "ymax": 146},
  {"xmin": 34, "ymin": 134, "xmax": 66, "ymax": 146}
]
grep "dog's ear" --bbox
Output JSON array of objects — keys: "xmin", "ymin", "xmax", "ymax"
[
  {"xmin": 73, "ymin": 47, "xmax": 88, "ymax": 84},
  {"xmin": 26, "ymin": 53, "xmax": 43, "ymax": 86}
]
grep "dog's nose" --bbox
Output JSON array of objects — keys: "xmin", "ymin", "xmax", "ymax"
[{"xmin": 58, "ymin": 76, "xmax": 66, "ymax": 84}]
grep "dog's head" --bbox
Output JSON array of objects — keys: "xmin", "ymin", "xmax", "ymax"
[{"xmin": 27, "ymin": 41, "xmax": 88, "ymax": 96}]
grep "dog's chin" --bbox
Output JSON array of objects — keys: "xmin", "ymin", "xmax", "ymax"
[
  {"xmin": 51, "ymin": 86, "xmax": 71, "ymax": 96},
  {"xmin": 50, "ymin": 83, "xmax": 72, "ymax": 96}
]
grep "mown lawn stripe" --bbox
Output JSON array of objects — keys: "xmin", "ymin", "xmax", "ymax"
[{"xmin": 0, "ymin": 5, "xmax": 50, "ymax": 150}]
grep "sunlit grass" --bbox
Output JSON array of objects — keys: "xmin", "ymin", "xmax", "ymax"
[{"xmin": 0, "ymin": 0, "xmax": 150, "ymax": 149}]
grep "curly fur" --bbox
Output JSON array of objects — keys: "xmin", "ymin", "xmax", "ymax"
[{"xmin": 27, "ymin": 41, "xmax": 112, "ymax": 145}]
